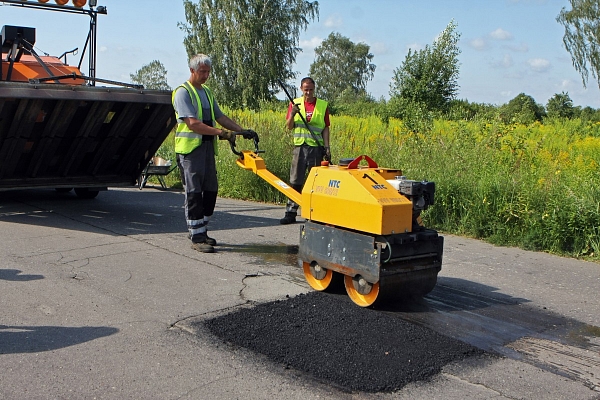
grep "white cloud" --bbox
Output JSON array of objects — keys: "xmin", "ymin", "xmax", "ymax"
[
  {"xmin": 370, "ymin": 41, "xmax": 388, "ymax": 56},
  {"xmin": 507, "ymin": 0, "xmax": 549, "ymax": 4},
  {"xmin": 405, "ymin": 43, "xmax": 423, "ymax": 52},
  {"xmin": 324, "ymin": 14, "xmax": 343, "ymax": 29},
  {"xmin": 555, "ymin": 79, "xmax": 584, "ymax": 94},
  {"xmin": 379, "ymin": 63, "xmax": 396, "ymax": 72},
  {"xmin": 300, "ymin": 36, "xmax": 323, "ymax": 50},
  {"xmin": 505, "ymin": 42, "xmax": 529, "ymax": 52},
  {"xmin": 99, "ymin": 46, "xmax": 108, "ymax": 52},
  {"xmin": 505, "ymin": 70, "xmax": 526, "ymax": 80},
  {"xmin": 490, "ymin": 28, "xmax": 513, "ymax": 40},
  {"xmin": 491, "ymin": 54, "xmax": 513, "ymax": 68},
  {"xmin": 560, "ymin": 79, "xmax": 572, "ymax": 90},
  {"xmin": 469, "ymin": 38, "xmax": 487, "ymax": 51},
  {"xmin": 527, "ymin": 58, "xmax": 551, "ymax": 72}
]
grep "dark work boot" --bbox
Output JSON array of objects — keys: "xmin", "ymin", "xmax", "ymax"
[
  {"xmin": 191, "ymin": 242, "xmax": 215, "ymax": 253},
  {"xmin": 205, "ymin": 234, "xmax": 217, "ymax": 246},
  {"xmin": 190, "ymin": 232, "xmax": 217, "ymax": 246},
  {"xmin": 190, "ymin": 232, "xmax": 215, "ymax": 253},
  {"xmin": 279, "ymin": 211, "xmax": 297, "ymax": 225}
]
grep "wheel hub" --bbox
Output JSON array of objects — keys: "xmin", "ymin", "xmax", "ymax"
[
  {"xmin": 309, "ymin": 263, "xmax": 327, "ymax": 280},
  {"xmin": 352, "ymin": 275, "xmax": 374, "ymax": 295}
]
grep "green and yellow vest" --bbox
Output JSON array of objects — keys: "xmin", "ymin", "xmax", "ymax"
[
  {"xmin": 172, "ymin": 81, "xmax": 218, "ymax": 155},
  {"xmin": 292, "ymin": 97, "xmax": 327, "ymax": 147}
]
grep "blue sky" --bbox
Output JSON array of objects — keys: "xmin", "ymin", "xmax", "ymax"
[{"xmin": 3, "ymin": 0, "xmax": 600, "ymax": 108}]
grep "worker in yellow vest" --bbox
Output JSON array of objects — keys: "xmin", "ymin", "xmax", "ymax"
[
  {"xmin": 172, "ymin": 54, "xmax": 247, "ymax": 253},
  {"xmin": 280, "ymin": 77, "xmax": 331, "ymax": 225}
]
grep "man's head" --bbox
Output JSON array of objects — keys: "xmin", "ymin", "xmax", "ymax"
[
  {"xmin": 300, "ymin": 77, "xmax": 316, "ymax": 102},
  {"xmin": 189, "ymin": 54, "xmax": 212, "ymax": 86}
]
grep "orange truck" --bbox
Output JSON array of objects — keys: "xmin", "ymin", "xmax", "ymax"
[{"xmin": 0, "ymin": 0, "xmax": 175, "ymax": 198}]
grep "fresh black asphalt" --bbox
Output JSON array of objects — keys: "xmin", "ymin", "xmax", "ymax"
[{"xmin": 203, "ymin": 291, "xmax": 489, "ymax": 393}]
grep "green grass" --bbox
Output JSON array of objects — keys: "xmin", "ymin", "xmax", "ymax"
[{"xmin": 153, "ymin": 112, "xmax": 600, "ymax": 261}]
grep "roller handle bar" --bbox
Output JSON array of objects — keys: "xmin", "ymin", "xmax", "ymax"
[{"xmin": 227, "ymin": 131, "xmax": 262, "ymax": 158}]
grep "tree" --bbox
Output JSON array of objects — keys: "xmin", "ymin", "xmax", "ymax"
[
  {"xmin": 308, "ymin": 32, "xmax": 376, "ymax": 103},
  {"xmin": 557, "ymin": 0, "xmax": 600, "ymax": 89},
  {"xmin": 578, "ymin": 105, "xmax": 600, "ymax": 122},
  {"xmin": 445, "ymin": 99, "xmax": 498, "ymax": 122},
  {"xmin": 499, "ymin": 93, "xmax": 546, "ymax": 125},
  {"xmin": 329, "ymin": 87, "xmax": 381, "ymax": 117},
  {"xmin": 546, "ymin": 91, "xmax": 575, "ymax": 119},
  {"xmin": 179, "ymin": 0, "xmax": 318, "ymax": 110},
  {"xmin": 130, "ymin": 60, "xmax": 170, "ymax": 90},
  {"xmin": 389, "ymin": 20, "xmax": 461, "ymax": 113}
]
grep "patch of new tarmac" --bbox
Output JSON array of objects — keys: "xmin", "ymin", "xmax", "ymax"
[{"xmin": 200, "ymin": 291, "xmax": 489, "ymax": 393}]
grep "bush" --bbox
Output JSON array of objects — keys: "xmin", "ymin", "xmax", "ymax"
[{"xmin": 498, "ymin": 93, "xmax": 546, "ymax": 124}]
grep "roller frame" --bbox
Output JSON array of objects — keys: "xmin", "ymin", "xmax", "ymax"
[{"xmin": 298, "ymin": 220, "xmax": 443, "ymax": 298}]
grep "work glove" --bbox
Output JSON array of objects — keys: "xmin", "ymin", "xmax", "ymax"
[
  {"xmin": 323, "ymin": 146, "xmax": 331, "ymax": 162},
  {"xmin": 219, "ymin": 130, "xmax": 236, "ymax": 145},
  {"xmin": 240, "ymin": 129, "xmax": 258, "ymax": 140},
  {"xmin": 290, "ymin": 104, "xmax": 300, "ymax": 117}
]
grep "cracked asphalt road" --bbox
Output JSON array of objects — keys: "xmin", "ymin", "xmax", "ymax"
[{"xmin": 1, "ymin": 187, "xmax": 599, "ymax": 399}]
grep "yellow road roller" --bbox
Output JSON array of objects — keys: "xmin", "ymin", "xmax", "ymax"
[{"xmin": 231, "ymin": 133, "xmax": 443, "ymax": 307}]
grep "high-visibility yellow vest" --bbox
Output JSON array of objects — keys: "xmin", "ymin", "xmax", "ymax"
[
  {"xmin": 172, "ymin": 81, "xmax": 218, "ymax": 155},
  {"xmin": 292, "ymin": 97, "xmax": 328, "ymax": 147}
]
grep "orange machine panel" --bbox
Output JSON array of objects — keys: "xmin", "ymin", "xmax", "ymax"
[{"xmin": 1, "ymin": 54, "xmax": 85, "ymax": 85}]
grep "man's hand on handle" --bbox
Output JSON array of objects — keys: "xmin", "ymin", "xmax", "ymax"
[
  {"xmin": 240, "ymin": 129, "xmax": 258, "ymax": 140},
  {"xmin": 290, "ymin": 104, "xmax": 300, "ymax": 117},
  {"xmin": 219, "ymin": 130, "xmax": 236, "ymax": 145},
  {"xmin": 324, "ymin": 146, "xmax": 331, "ymax": 162}
]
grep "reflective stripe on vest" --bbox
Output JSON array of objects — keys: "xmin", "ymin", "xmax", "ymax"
[
  {"xmin": 293, "ymin": 97, "xmax": 327, "ymax": 147},
  {"xmin": 172, "ymin": 82, "xmax": 218, "ymax": 155}
]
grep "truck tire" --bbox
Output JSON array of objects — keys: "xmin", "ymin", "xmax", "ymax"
[{"xmin": 74, "ymin": 188, "xmax": 100, "ymax": 199}]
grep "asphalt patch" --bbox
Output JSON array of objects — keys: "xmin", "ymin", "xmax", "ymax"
[{"xmin": 203, "ymin": 291, "xmax": 488, "ymax": 393}]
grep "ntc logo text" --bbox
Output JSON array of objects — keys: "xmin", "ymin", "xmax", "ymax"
[{"xmin": 328, "ymin": 180, "xmax": 341, "ymax": 188}]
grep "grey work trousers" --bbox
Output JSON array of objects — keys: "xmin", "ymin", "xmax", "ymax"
[
  {"xmin": 286, "ymin": 145, "xmax": 323, "ymax": 214},
  {"xmin": 177, "ymin": 140, "xmax": 218, "ymax": 241}
]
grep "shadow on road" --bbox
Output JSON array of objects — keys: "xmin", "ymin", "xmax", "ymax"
[
  {"xmin": 0, "ymin": 325, "xmax": 119, "ymax": 354},
  {"xmin": 0, "ymin": 188, "xmax": 283, "ymax": 237},
  {"xmin": 373, "ymin": 276, "xmax": 596, "ymax": 357},
  {"xmin": 0, "ymin": 269, "xmax": 44, "ymax": 281}
]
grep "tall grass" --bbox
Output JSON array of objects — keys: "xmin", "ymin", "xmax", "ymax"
[
  {"xmin": 154, "ymin": 111, "xmax": 600, "ymax": 260},
  {"xmin": 217, "ymin": 108, "xmax": 293, "ymax": 203}
]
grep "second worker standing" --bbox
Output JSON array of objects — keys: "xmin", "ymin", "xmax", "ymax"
[{"xmin": 280, "ymin": 77, "xmax": 331, "ymax": 225}]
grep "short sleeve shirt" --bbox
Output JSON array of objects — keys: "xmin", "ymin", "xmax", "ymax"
[{"xmin": 173, "ymin": 85, "xmax": 224, "ymax": 125}]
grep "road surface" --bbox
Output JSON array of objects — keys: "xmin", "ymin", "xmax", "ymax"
[{"xmin": 1, "ymin": 187, "xmax": 599, "ymax": 399}]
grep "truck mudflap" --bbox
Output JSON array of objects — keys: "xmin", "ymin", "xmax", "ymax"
[{"xmin": 0, "ymin": 82, "xmax": 175, "ymax": 190}]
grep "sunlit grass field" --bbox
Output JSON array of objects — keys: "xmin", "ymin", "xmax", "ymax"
[{"xmin": 153, "ymin": 111, "xmax": 600, "ymax": 260}]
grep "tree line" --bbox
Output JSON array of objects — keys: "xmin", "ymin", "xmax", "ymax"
[{"xmin": 129, "ymin": 0, "xmax": 600, "ymax": 129}]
